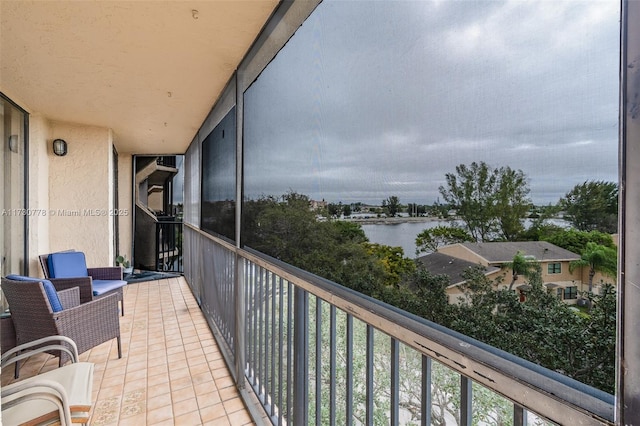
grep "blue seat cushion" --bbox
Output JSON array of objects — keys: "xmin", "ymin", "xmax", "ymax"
[
  {"xmin": 6, "ymin": 275, "xmax": 64, "ymax": 313},
  {"xmin": 92, "ymin": 280, "xmax": 127, "ymax": 296},
  {"xmin": 48, "ymin": 252, "xmax": 88, "ymax": 278}
]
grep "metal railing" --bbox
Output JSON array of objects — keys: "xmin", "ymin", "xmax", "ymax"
[
  {"xmin": 156, "ymin": 156, "xmax": 176, "ymax": 168},
  {"xmin": 155, "ymin": 220, "xmax": 183, "ymax": 273},
  {"xmin": 184, "ymin": 224, "xmax": 614, "ymax": 425}
]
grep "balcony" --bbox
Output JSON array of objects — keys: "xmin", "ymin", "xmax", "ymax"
[
  {"xmin": 2, "ymin": 1, "xmax": 639, "ymax": 424},
  {"xmin": 0, "ymin": 231, "xmax": 618, "ymax": 425},
  {"xmin": 183, "ymin": 226, "xmax": 615, "ymax": 426},
  {"xmin": 1, "ymin": 277, "xmax": 259, "ymax": 425}
]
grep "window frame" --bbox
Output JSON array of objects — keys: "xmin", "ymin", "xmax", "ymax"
[{"xmin": 547, "ymin": 262, "xmax": 562, "ymax": 274}]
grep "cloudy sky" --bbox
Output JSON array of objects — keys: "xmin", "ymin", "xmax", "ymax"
[{"xmin": 243, "ymin": 0, "xmax": 620, "ymax": 205}]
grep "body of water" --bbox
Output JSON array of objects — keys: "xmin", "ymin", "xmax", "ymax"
[
  {"xmin": 361, "ymin": 221, "xmax": 442, "ymax": 258},
  {"xmin": 361, "ymin": 219, "xmax": 570, "ymax": 258}
]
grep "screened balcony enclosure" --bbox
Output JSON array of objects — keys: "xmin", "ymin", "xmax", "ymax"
[{"xmin": 2, "ymin": 0, "xmax": 640, "ymax": 425}]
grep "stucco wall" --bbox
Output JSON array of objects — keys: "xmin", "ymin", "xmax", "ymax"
[
  {"xmin": 27, "ymin": 114, "xmax": 51, "ymax": 276},
  {"xmin": 48, "ymin": 122, "xmax": 114, "ymax": 267},
  {"xmin": 540, "ymin": 261, "xmax": 580, "ymax": 284}
]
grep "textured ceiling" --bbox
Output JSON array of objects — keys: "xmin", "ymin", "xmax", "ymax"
[{"xmin": 0, "ymin": 0, "xmax": 279, "ymax": 154}]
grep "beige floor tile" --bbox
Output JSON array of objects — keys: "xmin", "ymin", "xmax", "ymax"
[
  {"xmin": 200, "ymin": 403, "xmax": 227, "ymax": 422},
  {"xmin": 189, "ymin": 362, "xmax": 211, "ymax": 376},
  {"xmin": 100, "ymin": 370, "xmax": 124, "ymax": 387},
  {"xmin": 172, "ymin": 384, "xmax": 196, "ymax": 403},
  {"xmin": 204, "ymin": 417, "xmax": 232, "ymax": 426},
  {"xmin": 146, "ymin": 382, "xmax": 172, "ymax": 399},
  {"xmin": 197, "ymin": 390, "xmax": 222, "ymax": 408},
  {"xmin": 148, "ymin": 372, "xmax": 170, "ymax": 387},
  {"xmin": 218, "ymin": 386, "xmax": 239, "ymax": 402},
  {"xmin": 148, "ymin": 353, "xmax": 169, "ymax": 366},
  {"xmin": 211, "ymin": 367, "xmax": 230, "ymax": 380},
  {"xmin": 146, "ymin": 405, "xmax": 174, "ymax": 424},
  {"xmin": 148, "ymin": 363, "xmax": 169, "ymax": 376},
  {"xmin": 173, "ymin": 397, "xmax": 199, "ymax": 417},
  {"xmin": 169, "ymin": 366, "xmax": 191, "ymax": 380},
  {"xmin": 168, "ymin": 351, "xmax": 188, "ymax": 364},
  {"xmin": 194, "ymin": 380, "xmax": 218, "ymax": 395},
  {"xmin": 187, "ymin": 353, "xmax": 208, "ymax": 365},
  {"xmin": 223, "ymin": 397, "xmax": 246, "ymax": 414},
  {"xmin": 175, "ymin": 409, "xmax": 203, "ymax": 425},
  {"xmin": 193, "ymin": 372, "xmax": 215, "ymax": 387},
  {"xmin": 125, "ymin": 366, "xmax": 147, "ymax": 382},
  {"xmin": 98, "ymin": 383, "xmax": 127, "ymax": 399},
  {"xmin": 123, "ymin": 376, "xmax": 147, "ymax": 394},
  {"xmin": 228, "ymin": 409, "xmax": 254, "ymax": 425},
  {"xmin": 1, "ymin": 278, "xmax": 257, "ymax": 426},
  {"xmin": 116, "ymin": 412, "xmax": 147, "ymax": 426},
  {"xmin": 171, "ymin": 374, "xmax": 194, "ymax": 390}
]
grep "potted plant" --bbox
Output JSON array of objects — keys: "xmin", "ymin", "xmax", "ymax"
[{"xmin": 116, "ymin": 255, "xmax": 134, "ymax": 275}]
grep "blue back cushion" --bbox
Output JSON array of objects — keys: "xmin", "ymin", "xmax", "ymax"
[
  {"xmin": 48, "ymin": 252, "xmax": 88, "ymax": 278},
  {"xmin": 6, "ymin": 275, "xmax": 64, "ymax": 312}
]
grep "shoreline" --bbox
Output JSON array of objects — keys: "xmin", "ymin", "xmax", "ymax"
[{"xmin": 342, "ymin": 216, "xmax": 450, "ymax": 225}]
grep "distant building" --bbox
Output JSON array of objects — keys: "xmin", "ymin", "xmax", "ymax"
[
  {"xmin": 418, "ymin": 241, "xmax": 604, "ymax": 305},
  {"xmin": 309, "ymin": 199, "xmax": 328, "ymax": 210}
]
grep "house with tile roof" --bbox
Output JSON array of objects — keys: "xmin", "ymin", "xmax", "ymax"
[{"xmin": 418, "ymin": 241, "xmax": 594, "ymax": 304}]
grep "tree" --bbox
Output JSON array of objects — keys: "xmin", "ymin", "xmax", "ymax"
[
  {"xmin": 561, "ymin": 181, "xmax": 618, "ymax": 233},
  {"xmin": 569, "ymin": 242, "xmax": 617, "ymax": 292},
  {"xmin": 494, "ymin": 166, "xmax": 531, "ymax": 240},
  {"xmin": 504, "ymin": 251, "xmax": 537, "ymax": 291},
  {"xmin": 542, "ymin": 229, "xmax": 616, "ymax": 255},
  {"xmin": 382, "ymin": 195, "xmax": 400, "ymax": 217},
  {"xmin": 364, "ymin": 243, "xmax": 416, "ymax": 288},
  {"xmin": 415, "ymin": 225, "xmax": 474, "ymax": 254},
  {"xmin": 438, "ymin": 162, "xmax": 531, "ymax": 241},
  {"xmin": 327, "ymin": 203, "xmax": 341, "ymax": 218}
]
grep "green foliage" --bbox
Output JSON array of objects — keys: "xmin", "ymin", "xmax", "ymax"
[
  {"xmin": 574, "ymin": 284, "xmax": 616, "ymax": 393},
  {"xmin": 569, "ymin": 242, "xmax": 617, "ymax": 292},
  {"xmin": 494, "ymin": 166, "xmax": 531, "ymax": 240},
  {"xmin": 331, "ymin": 220, "xmax": 368, "ymax": 244},
  {"xmin": 415, "ymin": 225, "xmax": 474, "ymax": 255},
  {"xmin": 543, "ymin": 229, "xmax": 616, "ymax": 254},
  {"xmin": 116, "ymin": 254, "xmax": 131, "ymax": 268},
  {"xmin": 428, "ymin": 200, "xmax": 450, "ymax": 219},
  {"xmin": 438, "ymin": 162, "xmax": 531, "ymax": 241},
  {"xmin": 115, "ymin": 254, "xmax": 130, "ymax": 268},
  {"xmin": 243, "ymin": 190, "xmax": 616, "ymax": 396},
  {"xmin": 518, "ymin": 222, "xmax": 565, "ymax": 241},
  {"xmin": 382, "ymin": 195, "xmax": 401, "ymax": 217},
  {"xmin": 243, "ymin": 192, "xmax": 390, "ymax": 296},
  {"xmin": 364, "ymin": 243, "xmax": 416, "ymax": 288},
  {"xmin": 561, "ymin": 181, "xmax": 618, "ymax": 233},
  {"xmin": 503, "ymin": 251, "xmax": 537, "ymax": 290},
  {"xmin": 327, "ymin": 202, "xmax": 341, "ymax": 217},
  {"xmin": 453, "ymin": 265, "xmax": 616, "ymax": 393}
]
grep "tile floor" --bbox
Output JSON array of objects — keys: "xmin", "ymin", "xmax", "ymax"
[{"xmin": 1, "ymin": 277, "xmax": 257, "ymax": 425}]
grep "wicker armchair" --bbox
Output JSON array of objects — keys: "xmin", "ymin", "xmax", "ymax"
[
  {"xmin": 39, "ymin": 252, "xmax": 126, "ymax": 316},
  {"xmin": 1, "ymin": 277, "xmax": 121, "ymax": 376}
]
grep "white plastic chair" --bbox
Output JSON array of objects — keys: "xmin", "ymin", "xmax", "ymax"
[{"xmin": 1, "ymin": 335, "xmax": 94, "ymax": 425}]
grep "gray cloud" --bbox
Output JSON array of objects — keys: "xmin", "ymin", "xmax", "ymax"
[{"xmin": 243, "ymin": 0, "xmax": 619, "ymax": 205}]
